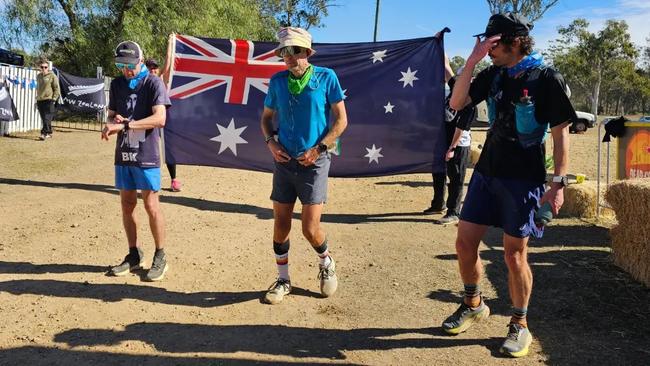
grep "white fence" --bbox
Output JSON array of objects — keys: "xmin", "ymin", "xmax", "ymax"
[{"xmin": 0, "ymin": 63, "xmax": 40, "ymax": 135}]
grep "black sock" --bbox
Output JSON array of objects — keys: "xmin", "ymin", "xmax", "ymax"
[{"xmin": 129, "ymin": 247, "xmax": 139, "ymax": 257}]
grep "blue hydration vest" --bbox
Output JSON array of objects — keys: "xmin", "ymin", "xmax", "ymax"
[{"xmin": 486, "ymin": 67, "xmax": 548, "ymax": 149}]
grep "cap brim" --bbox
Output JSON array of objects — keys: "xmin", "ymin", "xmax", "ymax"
[
  {"xmin": 115, "ymin": 56, "xmax": 140, "ymax": 64},
  {"xmin": 472, "ymin": 32, "xmax": 487, "ymax": 38}
]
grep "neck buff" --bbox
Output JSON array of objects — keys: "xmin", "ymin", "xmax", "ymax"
[
  {"xmin": 506, "ymin": 51, "xmax": 543, "ymax": 77},
  {"xmin": 288, "ymin": 65, "xmax": 313, "ymax": 95},
  {"xmin": 128, "ymin": 64, "xmax": 149, "ymax": 90}
]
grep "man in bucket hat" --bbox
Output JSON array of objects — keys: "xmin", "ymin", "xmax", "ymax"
[
  {"xmin": 440, "ymin": 13, "xmax": 576, "ymax": 357},
  {"xmin": 260, "ymin": 27, "xmax": 348, "ymax": 304},
  {"xmin": 102, "ymin": 41, "xmax": 172, "ymax": 282}
]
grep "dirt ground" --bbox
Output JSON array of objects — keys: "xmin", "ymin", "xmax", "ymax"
[{"xmin": 0, "ymin": 125, "xmax": 648, "ymax": 365}]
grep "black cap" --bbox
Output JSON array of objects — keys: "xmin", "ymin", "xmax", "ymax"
[
  {"xmin": 114, "ymin": 41, "xmax": 143, "ymax": 64},
  {"xmin": 144, "ymin": 58, "xmax": 159, "ymax": 69},
  {"xmin": 473, "ymin": 13, "xmax": 533, "ymax": 38}
]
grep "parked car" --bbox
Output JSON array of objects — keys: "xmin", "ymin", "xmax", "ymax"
[
  {"xmin": 570, "ymin": 111, "xmax": 596, "ymax": 133},
  {"xmin": 0, "ymin": 48, "xmax": 24, "ymax": 66},
  {"xmin": 638, "ymin": 116, "xmax": 650, "ymax": 122}
]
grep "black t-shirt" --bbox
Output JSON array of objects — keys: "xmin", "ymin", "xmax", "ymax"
[
  {"xmin": 109, "ymin": 74, "xmax": 171, "ymax": 167},
  {"xmin": 445, "ymin": 77, "xmax": 475, "ymax": 146},
  {"xmin": 469, "ymin": 65, "xmax": 576, "ymax": 182}
]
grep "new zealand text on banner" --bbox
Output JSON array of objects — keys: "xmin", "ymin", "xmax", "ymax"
[
  {"xmin": 57, "ymin": 70, "xmax": 106, "ymax": 112},
  {"xmin": 0, "ymin": 84, "xmax": 19, "ymax": 121},
  {"xmin": 165, "ymin": 34, "xmax": 446, "ymax": 177}
]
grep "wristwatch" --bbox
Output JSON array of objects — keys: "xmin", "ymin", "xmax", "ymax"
[
  {"xmin": 552, "ymin": 175, "xmax": 568, "ymax": 187},
  {"xmin": 317, "ymin": 142, "xmax": 328, "ymax": 153},
  {"xmin": 264, "ymin": 135, "xmax": 274, "ymax": 144}
]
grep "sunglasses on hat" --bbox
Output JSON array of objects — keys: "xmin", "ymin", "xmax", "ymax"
[
  {"xmin": 115, "ymin": 62, "xmax": 137, "ymax": 70},
  {"xmin": 280, "ymin": 46, "xmax": 305, "ymax": 57}
]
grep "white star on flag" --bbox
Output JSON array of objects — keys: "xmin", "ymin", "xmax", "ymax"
[
  {"xmin": 371, "ymin": 50, "xmax": 387, "ymax": 63},
  {"xmin": 399, "ymin": 67, "xmax": 419, "ymax": 87},
  {"xmin": 383, "ymin": 102, "xmax": 395, "ymax": 113},
  {"xmin": 342, "ymin": 89, "xmax": 348, "ymax": 100},
  {"xmin": 364, "ymin": 144, "xmax": 383, "ymax": 164},
  {"xmin": 210, "ymin": 118, "xmax": 248, "ymax": 156}
]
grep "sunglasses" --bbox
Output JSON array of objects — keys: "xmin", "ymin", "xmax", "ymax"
[
  {"xmin": 115, "ymin": 62, "xmax": 137, "ymax": 70},
  {"xmin": 279, "ymin": 46, "xmax": 306, "ymax": 57},
  {"xmin": 39, "ymin": 66, "xmax": 48, "ymax": 69}
]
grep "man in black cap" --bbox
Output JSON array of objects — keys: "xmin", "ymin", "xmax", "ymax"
[
  {"xmin": 102, "ymin": 41, "xmax": 172, "ymax": 282},
  {"xmin": 440, "ymin": 13, "xmax": 576, "ymax": 358}
]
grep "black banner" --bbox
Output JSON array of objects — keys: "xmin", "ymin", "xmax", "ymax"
[
  {"xmin": 0, "ymin": 84, "xmax": 19, "ymax": 121},
  {"xmin": 58, "ymin": 70, "xmax": 105, "ymax": 112}
]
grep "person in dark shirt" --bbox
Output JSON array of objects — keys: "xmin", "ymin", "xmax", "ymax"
[
  {"xmin": 440, "ymin": 13, "xmax": 576, "ymax": 358},
  {"xmin": 102, "ymin": 41, "xmax": 172, "ymax": 282},
  {"xmin": 424, "ymin": 54, "xmax": 475, "ymax": 225},
  {"xmin": 145, "ymin": 58, "xmax": 182, "ymax": 192}
]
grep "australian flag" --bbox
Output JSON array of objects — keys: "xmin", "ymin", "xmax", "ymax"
[{"xmin": 165, "ymin": 34, "xmax": 446, "ymax": 177}]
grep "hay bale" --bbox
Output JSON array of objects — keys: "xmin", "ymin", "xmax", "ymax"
[
  {"xmin": 469, "ymin": 143, "xmax": 482, "ymax": 168},
  {"xmin": 560, "ymin": 181, "xmax": 598, "ymax": 218},
  {"xmin": 604, "ymin": 179, "xmax": 650, "ymax": 287}
]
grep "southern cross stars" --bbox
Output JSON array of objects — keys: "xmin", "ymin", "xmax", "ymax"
[
  {"xmin": 365, "ymin": 144, "xmax": 383, "ymax": 164},
  {"xmin": 399, "ymin": 67, "xmax": 419, "ymax": 87},
  {"xmin": 371, "ymin": 50, "xmax": 387, "ymax": 63},
  {"xmin": 383, "ymin": 102, "xmax": 394, "ymax": 113},
  {"xmin": 210, "ymin": 118, "xmax": 248, "ymax": 155}
]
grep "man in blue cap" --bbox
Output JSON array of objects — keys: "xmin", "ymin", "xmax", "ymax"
[{"xmin": 440, "ymin": 13, "xmax": 577, "ymax": 357}]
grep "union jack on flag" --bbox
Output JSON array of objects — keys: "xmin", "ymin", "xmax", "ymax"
[
  {"xmin": 165, "ymin": 34, "xmax": 447, "ymax": 177},
  {"xmin": 170, "ymin": 35, "xmax": 286, "ymax": 104}
]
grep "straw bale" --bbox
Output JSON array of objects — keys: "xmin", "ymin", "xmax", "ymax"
[
  {"xmin": 560, "ymin": 181, "xmax": 597, "ymax": 218},
  {"xmin": 604, "ymin": 179, "xmax": 650, "ymax": 287}
]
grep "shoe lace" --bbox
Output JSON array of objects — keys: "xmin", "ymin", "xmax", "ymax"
[
  {"xmin": 269, "ymin": 279, "xmax": 290, "ymax": 292},
  {"xmin": 506, "ymin": 324, "xmax": 522, "ymax": 341},
  {"xmin": 150, "ymin": 255, "xmax": 165, "ymax": 270},
  {"xmin": 318, "ymin": 265, "xmax": 333, "ymax": 280}
]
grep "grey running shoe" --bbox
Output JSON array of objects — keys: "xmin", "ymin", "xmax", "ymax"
[
  {"xmin": 442, "ymin": 299, "xmax": 490, "ymax": 335},
  {"xmin": 39, "ymin": 134, "xmax": 46, "ymax": 141},
  {"xmin": 145, "ymin": 251, "xmax": 168, "ymax": 282},
  {"xmin": 500, "ymin": 323, "xmax": 533, "ymax": 358},
  {"xmin": 436, "ymin": 213, "xmax": 459, "ymax": 225},
  {"xmin": 264, "ymin": 278, "xmax": 292, "ymax": 304},
  {"xmin": 109, "ymin": 247, "xmax": 144, "ymax": 276},
  {"xmin": 318, "ymin": 257, "xmax": 338, "ymax": 297}
]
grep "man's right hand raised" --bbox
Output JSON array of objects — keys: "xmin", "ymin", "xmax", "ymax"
[
  {"xmin": 466, "ymin": 35, "xmax": 501, "ymax": 67},
  {"xmin": 267, "ymin": 140, "xmax": 291, "ymax": 162}
]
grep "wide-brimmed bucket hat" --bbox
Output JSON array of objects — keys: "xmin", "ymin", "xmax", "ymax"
[{"xmin": 273, "ymin": 27, "xmax": 316, "ymax": 57}]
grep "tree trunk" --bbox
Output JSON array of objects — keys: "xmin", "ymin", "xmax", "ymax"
[{"xmin": 591, "ymin": 64, "xmax": 602, "ymax": 117}]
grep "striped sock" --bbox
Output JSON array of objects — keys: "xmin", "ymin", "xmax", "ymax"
[
  {"xmin": 513, "ymin": 307, "xmax": 528, "ymax": 322},
  {"xmin": 314, "ymin": 239, "xmax": 331, "ymax": 267},
  {"xmin": 464, "ymin": 284, "xmax": 480, "ymax": 298},
  {"xmin": 273, "ymin": 240, "xmax": 290, "ymax": 281}
]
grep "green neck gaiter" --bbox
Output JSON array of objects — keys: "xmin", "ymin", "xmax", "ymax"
[{"xmin": 288, "ymin": 65, "xmax": 313, "ymax": 95}]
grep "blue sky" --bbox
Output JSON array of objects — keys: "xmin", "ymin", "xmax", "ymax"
[{"xmin": 310, "ymin": 0, "xmax": 650, "ymax": 60}]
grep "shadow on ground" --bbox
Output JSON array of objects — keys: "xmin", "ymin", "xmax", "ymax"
[
  {"xmin": 430, "ymin": 225, "xmax": 650, "ymax": 365},
  {"xmin": 0, "ymin": 178, "xmax": 433, "ymax": 224},
  {"xmin": 0, "ymin": 346, "xmax": 357, "ymax": 366},
  {"xmin": 52, "ymin": 323, "xmax": 500, "ymax": 360},
  {"xmin": 0, "ymin": 277, "xmax": 325, "ymax": 307}
]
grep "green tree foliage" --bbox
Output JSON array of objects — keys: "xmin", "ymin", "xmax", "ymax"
[
  {"xmin": 485, "ymin": 0, "xmax": 559, "ymax": 22},
  {"xmin": 259, "ymin": 0, "xmax": 337, "ymax": 29},
  {"xmin": 547, "ymin": 19, "xmax": 639, "ymax": 115},
  {"xmin": 449, "ymin": 55, "xmax": 491, "ymax": 77},
  {"xmin": 1, "ymin": 0, "xmax": 332, "ymax": 76}
]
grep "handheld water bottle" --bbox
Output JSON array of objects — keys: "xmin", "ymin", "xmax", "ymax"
[{"xmin": 534, "ymin": 202, "xmax": 553, "ymax": 227}]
